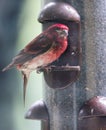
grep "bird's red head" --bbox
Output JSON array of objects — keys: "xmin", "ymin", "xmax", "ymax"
[
  {"xmin": 47, "ymin": 24, "xmax": 69, "ymax": 39},
  {"xmin": 49, "ymin": 23, "xmax": 69, "ymax": 31}
]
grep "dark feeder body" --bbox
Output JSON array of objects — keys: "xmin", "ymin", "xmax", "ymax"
[
  {"xmin": 78, "ymin": 96, "xmax": 106, "ymax": 130},
  {"xmin": 38, "ymin": 2, "xmax": 81, "ymax": 89}
]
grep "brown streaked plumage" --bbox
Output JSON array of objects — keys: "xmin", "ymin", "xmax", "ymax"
[{"xmin": 2, "ymin": 24, "xmax": 69, "ymax": 104}]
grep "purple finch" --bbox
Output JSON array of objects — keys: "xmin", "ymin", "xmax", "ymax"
[{"xmin": 2, "ymin": 24, "xmax": 69, "ymax": 103}]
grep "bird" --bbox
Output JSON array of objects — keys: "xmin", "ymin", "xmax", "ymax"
[{"xmin": 2, "ymin": 23, "xmax": 69, "ymax": 103}]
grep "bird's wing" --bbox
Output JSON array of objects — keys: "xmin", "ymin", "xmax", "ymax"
[
  {"xmin": 24, "ymin": 33, "xmax": 52, "ymax": 54},
  {"xmin": 2, "ymin": 33, "xmax": 53, "ymax": 71},
  {"xmin": 14, "ymin": 33, "xmax": 53, "ymax": 64}
]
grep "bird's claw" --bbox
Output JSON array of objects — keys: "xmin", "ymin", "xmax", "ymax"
[
  {"xmin": 36, "ymin": 67, "xmax": 43, "ymax": 74},
  {"xmin": 36, "ymin": 66, "xmax": 53, "ymax": 74}
]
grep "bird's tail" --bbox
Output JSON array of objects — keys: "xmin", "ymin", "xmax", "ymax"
[{"xmin": 2, "ymin": 62, "xmax": 14, "ymax": 72}]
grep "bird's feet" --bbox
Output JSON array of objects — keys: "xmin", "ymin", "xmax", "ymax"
[
  {"xmin": 36, "ymin": 67, "xmax": 43, "ymax": 74},
  {"xmin": 36, "ymin": 65, "xmax": 54, "ymax": 74}
]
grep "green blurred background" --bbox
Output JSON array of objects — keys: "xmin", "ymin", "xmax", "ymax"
[{"xmin": 0, "ymin": 0, "xmax": 42, "ymax": 130}]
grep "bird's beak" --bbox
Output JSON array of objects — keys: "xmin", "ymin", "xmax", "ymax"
[
  {"xmin": 64, "ymin": 30, "xmax": 68, "ymax": 36},
  {"xmin": 61, "ymin": 30, "xmax": 68, "ymax": 37}
]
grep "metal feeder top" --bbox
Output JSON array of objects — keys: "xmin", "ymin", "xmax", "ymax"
[
  {"xmin": 79, "ymin": 96, "xmax": 106, "ymax": 119},
  {"xmin": 38, "ymin": 2, "xmax": 80, "ymax": 23},
  {"xmin": 25, "ymin": 100, "xmax": 48, "ymax": 121}
]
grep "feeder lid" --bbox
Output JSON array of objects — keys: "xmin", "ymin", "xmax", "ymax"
[
  {"xmin": 79, "ymin": 96, "xmax": 106, "ymax": 119},
  {"xmin": 38, "ymin": 2, "xmax": 80, "ymax": 23},
  {"xmin": 25, "ymin": 100, "xmax": 49, "ymax": 121}
]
